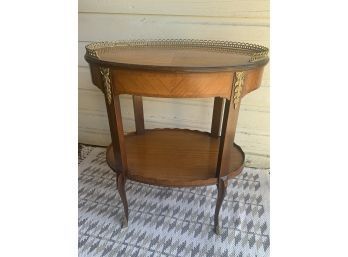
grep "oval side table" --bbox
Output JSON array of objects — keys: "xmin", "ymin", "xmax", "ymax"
[{"xmin": 84, "ymin": 39, "xmax": 269, "ymax": 234}]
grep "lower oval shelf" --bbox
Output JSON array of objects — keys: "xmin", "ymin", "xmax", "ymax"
[{"xmin": 107, "ymin": 129, "xmax": 245, "ymax": 187}]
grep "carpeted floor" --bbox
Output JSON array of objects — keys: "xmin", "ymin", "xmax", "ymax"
[{"xmin": 78, "ymin": 144, "xmax": 270, "ymax": 257}]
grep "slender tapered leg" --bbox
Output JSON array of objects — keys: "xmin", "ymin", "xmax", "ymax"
[
  {"xmin": 100, "ymin": 67, "xmax": 129, "ymax": 227},
  {"xmin": 132, "ymin": 95, "xmax": 145, "ymax": 134},
  {"xmin": 117, "ymin": 172, "xmax": 129, "ymax": 227},
  {"xmin": 214, "ymin": 72, "xmax": 245, "ymax": 235},
  {"xmin": 211, "ymin": 97, "xmax": 224, "ymax": 137},
  {"xmin": 214, "ymin": 177, "xmax": 228, "ymax": 235},
  {"xmin": 216, "ymin": 72, "xmax": 245, "ymax": 178}
]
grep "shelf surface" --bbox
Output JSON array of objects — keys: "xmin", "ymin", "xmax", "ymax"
[{"xmin": 107, "ymin": 129, "xmax": 244, "ymax": 187}]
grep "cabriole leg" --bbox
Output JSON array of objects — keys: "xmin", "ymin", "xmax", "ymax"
[
  {"xmin": 100, "ymin": 67, "xmax": 129, "ymax": 228},
  {"xmin": 214, "ymin": 72, "xmax": 245, "ymax": 234},
  {"xmin": 214, "ymin": 177, "xmax": 228, "ymax": 235},
  {"xmin": 117, "ymin": 172, "xmax": 129, "ymax": 228}
]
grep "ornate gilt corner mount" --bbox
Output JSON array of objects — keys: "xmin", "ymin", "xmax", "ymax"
[
  {"xmin": 233, "ymin": 71, "xmax": 245, "ymax": 109},
  {"xmin": 100, "ymin": 67, "xmax": 112, "ymax": 105}
]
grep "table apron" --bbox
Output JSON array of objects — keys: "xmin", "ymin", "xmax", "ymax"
[{"xmin": 112, "ymin": 69, "xmax": 234, "ymax": 99}]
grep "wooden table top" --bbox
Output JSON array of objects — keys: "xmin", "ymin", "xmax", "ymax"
[{"xmin": 85, "ymin": 39, "xmax": 269, "ymax": 72}]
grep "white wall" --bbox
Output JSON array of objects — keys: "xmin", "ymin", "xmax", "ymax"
[{"xmin": 78, "ymin": 0, "xmax": 270, "ymax": 168}]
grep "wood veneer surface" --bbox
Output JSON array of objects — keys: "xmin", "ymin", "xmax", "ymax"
[{"xmin": 107, "ymin": 129, "xmax": 244, "ymax": 186}]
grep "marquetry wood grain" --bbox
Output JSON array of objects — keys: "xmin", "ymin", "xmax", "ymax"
[
  {"xmin": 112, "ymin": 69, "xmax": 234, "ymax": 99},
  {"xmin": 88, "ymin": 66, "xmax": 264, "ymax": 100},
  {"xmin": 243, "ymin": 67, "xmax": 265, "ymax": 96},
  {"xmin": 79, "ymin": 66, "xmax": 269, "ymax": 107}
]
